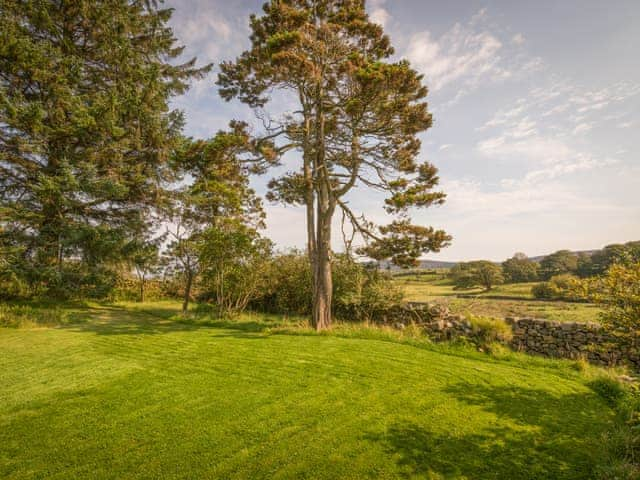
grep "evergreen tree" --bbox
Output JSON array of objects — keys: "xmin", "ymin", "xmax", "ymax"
[
  {"xmin": 218, "ymin": 0, "xmax": 450, "ymax": 329},
  {"xmin": 0, "ymin": 0, "xmax": 211, "ymax": 293}
]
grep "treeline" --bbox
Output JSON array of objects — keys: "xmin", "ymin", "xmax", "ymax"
[
  {"xmin": 0, "ymin": 1, "xmax": 401, "ymax": 319},
  {"xmin": 448, "ymin": 241, "xmax": 640, "ymax": 292},
  {"xmin": 1, "ymin": 1, "xmax": 454, "ymax": 329}
]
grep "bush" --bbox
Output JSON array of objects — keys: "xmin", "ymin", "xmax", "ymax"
[
  {"xmin": 198, "ymin": 223, "xmax": 274, "ymax": 317},
  {"xmin": 332, "ymin": 255, "xmax": 403, "ymax": 321},
  {"xmin": 590, "ymin": 262, "xmax": 640, "ymax": 341},
  {"xmin": 251, "ymin": 252, "xmax": 313, "ymax": 316},
  {"xmin": 531, "ymin": 274, "xmax": 587, "ymax": 301},
  {"xmin": 252, "ymin": 253, "xmax": 403, "ymax": 321},
  {"xmin": 467, "ymin": 314, "xmax": 513, "ymax": 345}
]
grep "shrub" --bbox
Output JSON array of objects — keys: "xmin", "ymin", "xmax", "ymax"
[
  {"xmin": 467, "ymin": 314, "xmax": 513, "ymax": 345},
  {"xmin": 531, "ymin": 274, "xmax": 587, "ymax": 301},
  {"xmin": 589, "ymin": 377, "xmax": 628, "ymax": 407},
  {"xmin": 531, "ymin": 281, "xmax": 558, "ymax": 299},
  {"xmin": 590, "ymin": 262, "xmax": 640, "ymax": 343},
  {"xmin": 252, "ymin": 252, "xmax": 313, "ymax": 316},
  {"xmin": 198, "ymin": 222, "xmax": 274, "ymax": 317},
  {"xmin": 251, "ymin": 253, "xmax": 403, "ymax": 321},
  {"xmin": 332, "ymin": 255, "xmax": 403, "ymax": 321}
]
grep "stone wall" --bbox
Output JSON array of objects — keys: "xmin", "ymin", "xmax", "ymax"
[
  {"xmin": 508, "ymin": 318, "xmax": 639, "ymax": 369},
  {"xmin": 379, "ymin": 303, "xmax": 639, "ymax": 369}
]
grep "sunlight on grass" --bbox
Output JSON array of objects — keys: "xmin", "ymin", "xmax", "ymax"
[{"xmin": 0, "ymin": 300, "xmax": 618, "ymax": 479}]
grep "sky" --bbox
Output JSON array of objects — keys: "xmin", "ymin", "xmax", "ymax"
[{"xmin": 166, "ymin": 0, "xmax": 640, "ymax": 262}]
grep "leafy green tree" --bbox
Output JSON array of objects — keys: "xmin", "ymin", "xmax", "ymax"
[
  {"xmin": 576, "ymin": 253, "xmax": 596, "ymax": 278},
  {"xmin": 218, "ymin": 0, "xmax": 450, "ymax": 329},
  {"xmin": 539, "ymin": 250, "xmax": 578, "ymax": 280},
  {"xmin": 0, "ymin": 0, "xmax": 210, "ymax": 292},
  {"xmin": 199, "ymin": 221, "xmax": 273, "ymax": 317},
  {"xmin": 588, "ymin": 242, "xmax": 640, "ymax": 277},
  {"xmin": 532, "ymin": 274, "xmax": 586, "ymax": 301},
  {"xmin": 590, "ymin": 262, "xmax": 640, "ymax": 349},
  {"xmin": 451, "ymin": 261, "xmax": 504, "ymax": 291},
  {"xmin": 165, "ymin": 129, "xmax": 265, "ymax": 313},
  {"xmin": 502, "ymin": 253, "xmax": 539, "ymax": 283}
]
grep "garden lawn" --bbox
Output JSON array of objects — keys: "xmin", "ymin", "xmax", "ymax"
[{"xmin": 0, "ymin": 301, "xmax": 615, "ymax": 479}]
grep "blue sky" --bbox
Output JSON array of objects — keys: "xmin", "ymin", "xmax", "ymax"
[{"xmin": 166, "ymin": 0, "xmax": 640, "ymax": 261}]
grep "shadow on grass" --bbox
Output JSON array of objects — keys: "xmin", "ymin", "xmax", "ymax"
[
  {"xmin": 59, "ymin": 303, "xmax": 282, "ymax": 338},
  {"xmin": 367, "ymin": 383, "xmax": 612, "ymax": 479}
]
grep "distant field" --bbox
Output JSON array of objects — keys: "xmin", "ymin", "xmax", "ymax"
[
  {"xmin": 393, "ymin": 274, "xmax": 603, "ymax": 323},
  {"xmin": 0, "ymin": 301, "xmax": 617, "ymax": 479}
]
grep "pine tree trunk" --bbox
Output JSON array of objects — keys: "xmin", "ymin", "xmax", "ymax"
[{"xmin": 313, "ymin": 223, "xmax": 332, "ymax": 331}]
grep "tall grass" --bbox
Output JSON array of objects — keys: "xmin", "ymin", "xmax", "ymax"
[{"xmin": 0, "ymin": 302, "xmax": 86, "ymax": 328}]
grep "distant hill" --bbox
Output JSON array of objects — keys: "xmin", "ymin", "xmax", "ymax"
[
  {"xmin": 374, "ymin": 259, "xmax": 458, "ymax": 271},
  {"xmin": 374, "ymin": 249, "xmax": 602, "ymax": 271}
]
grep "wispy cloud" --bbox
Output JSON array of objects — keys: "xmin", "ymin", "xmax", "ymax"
[
  {"xmin": 401, "ymin": 9, "xmax": 539, "ymax": 95},
  {"xmin": 368, "ymin": 0, "xmax": 390, "ymax": 28}
]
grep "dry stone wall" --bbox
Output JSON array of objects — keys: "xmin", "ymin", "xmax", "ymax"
[
  {"xmin": 379, "ymin": 303, "xmax": 639, "ymax": 369},
  {"xmin": 508, "ymin": 318, "xmax": 639, "ymax": 369}
]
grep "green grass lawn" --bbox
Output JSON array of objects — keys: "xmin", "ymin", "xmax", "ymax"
[
  {"xmin": 0, "ymin": 301, "xmax": 616, "ymax": 479},
  {"xmin": 394, "ymin": 275, "xmax": 603, "ymax": 323}
]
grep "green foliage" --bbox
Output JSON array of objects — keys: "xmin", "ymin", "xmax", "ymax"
[
  {"xmin": 253, "ymin": 252, "xmax": 403, "ymax": 321},
  {"xmin": 331, "ymin": 256, "xmax": 404, "ymax": 321},
  {"xmin": 590, "ymin": 377, "xmax": 628, "ymax": 408},
  {"xmin": 0, "ymin": 0, "xmax": 210, "ymax": 294},
  {"xmin": 466, "ymin": 315, "xmax": 514, "ymax": 346},
  {"xmin": 111, "ymin": 275, "xmax": 167, "ymax": 303},
  {"xmin": 450, "ymin": 261, "xmax": 505, "ymax": 291},
  {"xmin": 198, "ymin": 221, "xmax": 273, "ymax": 317},
  {"xmin": 531, "ymin": 274, "xmax": 587, "ymax": 301},
  {"xmin": 166, "ymin": 128, "xmax": 266, "ymax": 312},
  {"xmin": 0, "ymin": 301, "xmax": 86, "ymax": 328},
  {"xmin": 252, "ymin": 251, "xmax": 313, "ymax": 316},
  {"xmin": 539, "ymin": 250, "xmax": 579, "ymax": 280},
  {"xmin": 502, "ymin": 253, "xmax": 539, "ymax": 283},
  {"xmin": 590, "ymin": 263, "xmax": 640, "ymax": 342},
  {"xmin": 584, "ymin": 242, "xmax": 640, "ymax": 278},
  {"xmin": 218, "ymin": 0, "xmax": 449, "ymax": 327},
  {"xmin": 589, "ymin": 376, "xmax": 640, "ymax": 479}
]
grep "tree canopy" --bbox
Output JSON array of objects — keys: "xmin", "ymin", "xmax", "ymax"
[
  {"xmin": 0, "ymin": 0, "xmax": 210, "ymax": 294},
  {"xmin": 218, "ymin": 0, "xmax": 450, "ymax": 329}
]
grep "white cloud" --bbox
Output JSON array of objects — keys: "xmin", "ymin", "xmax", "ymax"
[
  {"xmin": 572, "ymin": 123, "xmax": 592, "ymax": 135},
  {"xmin": 439, "ymin": 144, "xmax": 453, "ymax": 151},
  {"xmin": 512, "ymin": 33, "xmax": 525, "ymax": 45},
  {"xmin": 404, "ymin": 18, "xmax": 508, "ymax": 91},
  {"xmin": 368, "ymin": 0, "xmax": 390, "ymax": 27}
]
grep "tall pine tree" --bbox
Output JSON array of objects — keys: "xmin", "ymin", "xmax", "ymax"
[
  {"xmin": 218, "ymin": 0, "xmax": 450, "ymax": 329},
  {"xmin": 0, "ymin": 0, "xmax": 211, "ymax": 292}
]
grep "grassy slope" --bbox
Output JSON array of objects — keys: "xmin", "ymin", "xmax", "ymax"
[
  {"xmin": 0, "ymin": 302, "xmax": 614, "ymax": 479},
  {"xmin": 394, "ymin": 275, "xmax": 602, "ymax": 323}
]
